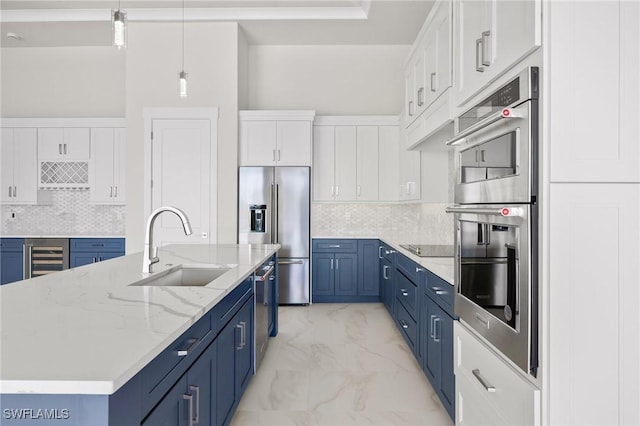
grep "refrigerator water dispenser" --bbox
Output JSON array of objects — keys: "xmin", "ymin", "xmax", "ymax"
[{"xmin": 250, "ymin": 204, "xmax": 267, "ymax": 232}]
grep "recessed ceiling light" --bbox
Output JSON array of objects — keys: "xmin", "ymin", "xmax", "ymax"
[{"xmin": 6, "ymin": 32, "xmax": 21, "ymax": 41}]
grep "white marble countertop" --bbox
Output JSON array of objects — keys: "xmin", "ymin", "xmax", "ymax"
[
  {"xmin": 0, "ymin": 235, "xmax": 126, "ymax": 239},
  {"xmin": 313, "ymin": 235, "xmax": 454, "ymax": 285},
  {"xmin": 0, "ymin": 244, "xmax": 279, "ymax": 395}
]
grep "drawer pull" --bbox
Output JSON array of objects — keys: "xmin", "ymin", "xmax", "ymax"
[
  {"xmin": 416, "ymin": 267, "xmax": 425, "ymax": 273},
  {"xmin": 472, "ymin": 369, "xmax": 496, "ymax": 393},
  {"xmin": 189, "ymin": 385, "xmax": 200, "ymax": 424},
  {"xmin": 379, "ymin": 246, "xmax": 384, "ymax": 259},
  {"xmin": 328, "ymin": 244, "xmax": 341, "ymax": 248},
  {"xmin": 400, "ymin": 320, "xmax": 409, "ymax": 329},
  {"xmin": 176, "ymin": 337, "xmax": 200, "ymax": 357},
  {"xmin": 401, "ymin": 289, "xmax": 409, "ymax": 296}
]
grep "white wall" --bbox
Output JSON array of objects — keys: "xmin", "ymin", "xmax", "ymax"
[
  {"xmin": 248, "ymin": 45, "xmax": 409, "ymax": 115},
  {"xmin": 125, "ymin": 21, "xmax": 240, "ymax": 251},
  {"xmin": 0, "ymin": 46, "xmax": 125, "ymax": 117},
  {"xmin": 237, "ymin": 29, "xmax": 250, "ymax": 110}
]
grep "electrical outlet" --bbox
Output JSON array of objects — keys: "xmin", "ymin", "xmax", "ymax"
[{"xmin": 9, "ymin": 211, "xmax": 16, "ymax": 221}]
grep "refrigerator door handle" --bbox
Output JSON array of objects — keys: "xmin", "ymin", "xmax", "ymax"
[
  {"xmin": 274, "ymin": 183, "xmax": 279, "ymax": 244},
  {"xmin": 270, "ymin": 182, "xmax": 275, "ymax": 244}
]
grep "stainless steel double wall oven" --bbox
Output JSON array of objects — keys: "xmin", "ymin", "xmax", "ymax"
[{"xmin": 447, "ymin": 67, "xmax": 539, "ymax": 377}]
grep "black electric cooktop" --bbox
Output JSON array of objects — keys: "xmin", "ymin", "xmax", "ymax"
[{"xmin": 399, "ymin": 244, "xmax": 454, "ymax": 257}]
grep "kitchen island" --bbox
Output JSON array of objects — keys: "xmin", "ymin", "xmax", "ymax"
[{"xmin": 0, "ymin": 243, "xmax": 279, "ymax": 426}]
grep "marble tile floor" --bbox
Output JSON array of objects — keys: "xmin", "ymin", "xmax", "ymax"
[{"xmin": 231, "ymin": 303, "xmax": 453, "ymax": 426}]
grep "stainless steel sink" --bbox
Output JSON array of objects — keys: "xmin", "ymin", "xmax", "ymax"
[{"xmin": 131, "ymin": 264, "xmax": 235, "ymax": 287}]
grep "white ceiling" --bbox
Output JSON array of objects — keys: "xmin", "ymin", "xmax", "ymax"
[{"xmin": 0, "ymin": 0, "xmax": 434, "ymax": 47}]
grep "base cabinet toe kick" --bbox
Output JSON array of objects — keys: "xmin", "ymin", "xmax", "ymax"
[{"xmin": 0, "ymin": 273, "xmax": 270, "ymax": 426}]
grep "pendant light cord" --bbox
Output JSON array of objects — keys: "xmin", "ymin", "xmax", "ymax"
[{"xmin": 182, "ymin": 0, "xmax": 185, "ymax": 71}]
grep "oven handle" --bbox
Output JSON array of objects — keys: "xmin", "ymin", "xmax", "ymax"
[
  {"xmin": 446, "ymin": 107, "xmax": 524, "ymax": 146},
  {"xmin": 445, "ymin": 206, "xmax": 524, "ymax": 217}
]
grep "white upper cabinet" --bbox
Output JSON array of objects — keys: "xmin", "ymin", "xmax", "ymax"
[
  {"xmin": 37, "ymin": 128, "xmax": 90, "ymax": 161},
  {"xmin": 404, "ymin": 0, "xmax": 455, "ymax": 149},
  {"xmin": 239, "ymin": 111, "xmax": 315, "ymax": 167},
  {"xmin": 454, "ymin": 0, "xmax": 541, "ymax": 107},
  {"xmin": 356, "ymin": 126, "xmax": 379, "ymax": 201},
  {"xmin": 313, "ymin": 117, "xmax": 400, "ymax": 202},
  {"xmin": 548, "ymin": 0, "xmax": 639, "ymax": 182},
  {"xmin": 90, "ymin": 128, "xmax": 125, "ymax": 204},
  {"xmin": 0, "ymin": 128, "xmax": 38, "ymax": 205}
]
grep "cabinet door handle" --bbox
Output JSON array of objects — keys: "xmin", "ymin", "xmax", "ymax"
[
  {"xmin": 417, "ymin": 87, "xmax": 424, "ymax": 107},
  {"xmin": 236, "ymin": 324, "xmax": 243, "ymax": 350},
  {"xmin": 189, "ymin": 385, "xmax": 200, "ymax": 424},
  {"xmin": 328, "ymin": 244, "xmax": 341, "ymax": 248},
  {"xmin": 357, "ymin": 185, "xmax": 361, "ymax": 197},
  {"xmin": 335, "ymin": 258, "xmax": 339, "ymax": 269},
  {"xmin": 63, "ymin": 143, "xmax": 67, "ymax": 155},
  {"xmin": 400, "ymin": 320, "xmax": 409, "ymax": 329},
  {"xmin": 8, "ymin": 186, "xmax": 11, "ymax": 197},
  {"xmin": 379, "ymin": 246, "xmax": 384, "ymax": 259},
  {"xmin": 240, "ymin": 321, "xmax": 246, "ymax": 348},
  {"xmin": 59, "ymin": 143, "xmax": 62, "ymax": 155},
  {"xmin": 13, "ymin": 186, "xmax": 17, "ymax": 197},
  {"xmin": 401, "ymin": 289, "xmax": 408, "ymax": 297},
  {"xmin": 481, "ymin": 30, "xmax": 491, "ymax": 66},
  {"xmin": 114, "ymin": 186, "xmax": 118, "ymax": 197},
  {"xmin": 183, "ymin": 393, "xmax": 194, "ymax": 426},
  {"xmin": 330, "ymin": 258, "xmax": 334, "ymax": 270},
  {"xmin": 416, "ymin": 267, "xmax": 425, "ymax": 273},
  {"xmin": 383, "ymin": 265, "xmax": 389, "ymax": 280},
  {"xmin": 430, "ymin": 72, "xmax": 437, "ymax": 92},
  {"xmin": 430, "ymin": 315, "xmax": 437, "ymax": 339},
  {"xmin": 433, "ymin": 317, "xmax": 441, "ymax": 342},
  {"xmin": 109, "ymin": 186, "xmax": 113, "ymax": 197},
  {"xmin": 472, "ymin": 369, "xmax": 496, "ymax": 392},
  {"xmin": 476, "ymin": 38, "xmax": 484, "ymax": 72},
  {"xmin": 408, "ymin": 100, "xmax": 414, "ymax": 116},
  {"xmin": 277, "ymin": 149, "xmax": 281, "ymax": 161},
  {"xmin": 335, "ymin": 186, "xmax": 339, "ymax": 197},
  {"xmin": 272, "ymin": 149, "xmax": 276, "ymax": 162}
]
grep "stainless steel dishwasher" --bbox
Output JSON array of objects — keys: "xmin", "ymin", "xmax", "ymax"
[{"xmin": 254, "ymin": 259, "xmax": 275, "ymax": 372}]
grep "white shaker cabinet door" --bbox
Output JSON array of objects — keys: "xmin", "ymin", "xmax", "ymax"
[
  {"xmin": 549, "ymin": 183, "xmax": 640, "ymax": 425},
  {"xmin": 356, "ymin": 126, "xmax": 379, "ymax": 201},
  {"xmin": 312, "ymin": 125, "xmax": 336, "ymax": 201},
  {"xmin": 38, "ymin": 128, "xmax": 90, "ymax": 161},
  {"xmin": 239, "ymin": 120, "xmax": 277, "ymax": 166},
  {"xmin": 276, "ymin": 121, "xmax": 312, "ymax": 166},
  {"xmin": 378, "ymin": 126, "xmax": 400, "ymax": 201},
  {"xmin": 90, "ymin": 128, "xmax": 125, "ymax": 204},
  {"xmin": 333, "ymin": 126, "xmax": 357, "ymax": 201},
  {"xmin": 548, "ymin": 0, "xmax": 639, "ymax": 182},
  {"xmin": 1, "ymin": 128, "xmax": 38, "ymax": 204}
]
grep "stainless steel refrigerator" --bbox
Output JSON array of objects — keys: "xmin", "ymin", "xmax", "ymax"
[{"xmin": 238, "ymin": 167, "xmax": 310, "ymax": 304}]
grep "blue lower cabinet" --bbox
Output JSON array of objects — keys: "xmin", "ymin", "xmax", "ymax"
[
  {"xmin": 358, "ymin": 240, "xmax": 380, "ymax": 296},
  {"xmin": 312, "ymin": 239, "xmax": 380, "ymax": 303},
  {"xmin": 422, "ymin": 293, "xmax": 455, "ymax": 421},
  {"xmin": 1, "ymin": 238, "xmax": 24, "ymax": 285},
  {"xmin": 69, "ymin": 238, "xmax": 125, "ymax": 268},
  {"xmin": 216, "ymin": 296, "xmax": 254, "ymax": 426}
]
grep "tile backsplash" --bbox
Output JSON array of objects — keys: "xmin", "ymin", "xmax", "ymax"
[
  {"xmin": 312, "ymin": 202, "xmax": 453, "ymax": 244},
  {"xmin": 1, "ymin": 190, "xmax": 125, "ymax": 236}
]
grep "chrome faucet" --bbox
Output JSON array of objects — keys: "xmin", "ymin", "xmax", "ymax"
[{"xmin": 142, "ymin": 206, "xmax": 193, "ymax": 274}]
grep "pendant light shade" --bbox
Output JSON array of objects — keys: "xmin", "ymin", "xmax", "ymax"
[
  {"xmin": 179, "ymin": 71, "xmax": 188, "ymax": 98},
  {"xmin": 112, "ymin": 8, "xmax": 127, "ymax": 49}
]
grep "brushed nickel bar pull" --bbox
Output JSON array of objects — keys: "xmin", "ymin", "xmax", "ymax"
[
  {"xmin": 472, "ymin": 369, "xmax": 496, "ymax": 392},
  {"xmin": 430, "ymin": 72, "xmax": 437, "ymax": 92},
  {"xmin": 481, "ymin": 31, "xmax": 491, "ymax": 66},
  {"xmin": 189, "ymin": 385, "xmax": 200, "ymax": 424},
  {"xmin": 476, "ymin": 38, "xmax": 484, "ymax": 72},
  {"xmin": 183, "ymin": 394, "xmax": 194, "ymax": 426}
]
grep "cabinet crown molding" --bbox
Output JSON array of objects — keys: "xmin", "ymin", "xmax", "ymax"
[
  {"xmin": 239, "ymin": 110, "xmax": 316, "ymax": 121},
  {"xmin": 314, "ymin": 115, "xmax": 400, "ymax": 126},
  {"xmin": 0, "ymin": 118, "xmax": 126, "ymax": 128}
]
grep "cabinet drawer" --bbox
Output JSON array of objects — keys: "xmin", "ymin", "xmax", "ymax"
[
  {"xmin": 213, "ymin": 276, "xmax": 253, "ymax": 333},
  {"xmin": 379, "ymin": 242, "xmax": 396, "ymax": 263},
  {"xmin": 423, "ymin": 269, "xmax": 455, "ymax": 316},
  {"xmin": 396, "ymin": 252, "xmax": 420, "ymax": 283},
  {"xmin": 0, "ymin": 238, "xmax": 24, "ymax": 251},
  {"xmin": 312, "ymin": 239, "xmax": 357, "ymax": 253},
  {"xmin": 70, "ymin": 238, "xmax": 125, "ymax": 252},
  {"xmin": 140, "ymin": 312, "xmax": 213, "ymax": 414},
  {"xmin": 396, "ymin": 271, "xmax": 418, "ymax": 318},
  {"xmin": 454, "ymin": 322, "xmax": 540, "ymax": 425},
  {"xmin": 396, "ymin": 302, "xmax": 418, "ymax": 353}
]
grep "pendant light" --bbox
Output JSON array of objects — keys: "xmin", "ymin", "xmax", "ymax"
[
  {"xmin": 112, "ymin": 0, "xmax": 127, "ymax": 49},
  {"xmin": 179, "ymin": 0, "xmax": 187, "ymax": 97}
]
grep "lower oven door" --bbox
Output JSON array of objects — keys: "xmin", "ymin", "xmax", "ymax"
[{"xmin": 446, "ymin": 204, "xmax": 538, "ymax": 376}]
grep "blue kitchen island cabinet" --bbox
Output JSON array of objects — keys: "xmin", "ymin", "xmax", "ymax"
[
  {"xmin": 0, "ymin": 275, "xmax": 257, "ymax": 426},
  {"xmin": 0, "ymin": 238, "xmax": 23, "ymax": 285},
  {"xmin": 69, "ymin": 238, "xmax": 125, "ymax": 268},
  {"xmin": 311, "ymin": 239, "xmax": 379, "ymax": 303}
]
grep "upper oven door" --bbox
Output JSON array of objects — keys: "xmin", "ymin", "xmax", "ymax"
[{"xmin": 453, "ymin": 100, "xmax": 536, "ymax": 204}]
